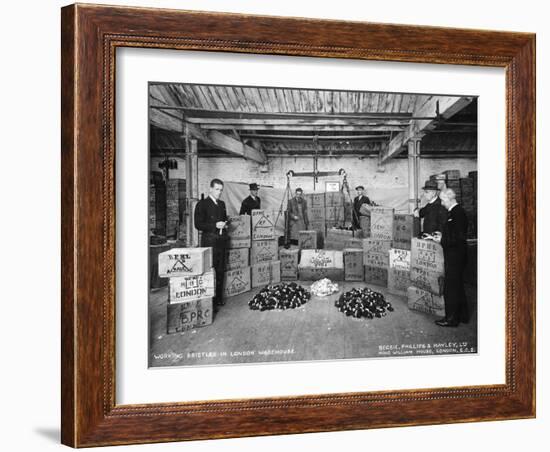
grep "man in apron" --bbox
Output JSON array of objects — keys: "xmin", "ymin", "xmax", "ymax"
[{"xmin": 287, "ymin": 187, "xmax": 309, "ymax": 244}]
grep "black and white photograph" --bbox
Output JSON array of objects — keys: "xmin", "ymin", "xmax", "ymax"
[{"xmin": 148, "ymin": 83, "xmax": 478, "ymax": 368}]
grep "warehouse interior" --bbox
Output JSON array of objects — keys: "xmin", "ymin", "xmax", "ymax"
[{"xmin": 148, "ymin": 84, "xmax": 478, "ymax": 367}]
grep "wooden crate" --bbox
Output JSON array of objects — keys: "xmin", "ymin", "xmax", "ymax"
[
  {"xmin": 411, "ymin": 238, "xmax": 445, "ymax": 273},
  {"xmin": 370, "ymin": 207, "xmax": 394, "ymax": 241},
  {"xmin": 158, "ymin": 247, "xmax": 213, "ymax": 277},
  {"xmin": 250, "ymin": 239, "xmax": 279, "ymax": 265},
  {"xmin": 387, "ymin": 268, "xmax": 411, "ymax": 296},
  {"xmin": 308, "ymin": 220, "xmax": 326, "ymax": 239},
  {"xmin": 224, "ymin": 248, "xmax": 249, "ymax": 271},
  {"xmin": 363, "ymin": 238, "xmax": 391, "ymax": 267},
  {"xmin": 364, "ymin": 265, "xmax": 388, "ymax": 287},
  {"xmin": 410, "ymin": 266, "xmax": 445, "ymax": 296},
  {"xmin": 325, "ymin": 205, "xmax": 344, "ymax": 223},
  {"xmin": 149, "ymin": 242, "xmax": 171, "ymax": 289},
  {"xmin": 298, "ymin": 230, "xmax": 319, "ymax": 250},
  {"xmin": 344, "ymin": 237, "xmax": 368, "ymax": 249},
  {"xmin": 443, "ymin": 169, "xmax": 461, "ymax": 180},
  {"xmin": 149, "ymin": 181, "xmax": 167, "ymax": 235},
  {"xmin": 308, "ymin": 206, "xmax": 326, "ymax": 222},
  {"xmin": 324, "ymin": 228, "xmax": 354, "ymax": 250},
  {"xmin": 298, "ymin": 267, "xmax": 344, "ymax": 281},
  {"xmin": 343, "ymin": 248, "xmax": 364, "ymax": 281},
  {"xmin": 251, "ymin": 261, "xmax": 281, "ymax": 288},
  {"xmin": 280, "ymin": 248, "xmax": 299, "ymax": 280},
  {"xmin": 223, "ymin": 267, "xmax": 251, "ymax": 298},
  {"xmin": 389, "ymin": 248, "xmax": 411, "ymax": 270},
  {"xmin": 168, "ymin": 271, "xmax": 216, "ymax": 304},
  {"xmin": 166, "ymin": 298, "xmax": 213, "ymax": 333},
  {"xmin": 407, "ymin": 286, "xmax": 445, "ymax": 317},
  {"xmin": 251, "ymin": 209, "xmax": 275, "ymax": 240},
  {"xmin": 227, "ymin": 214, "xmax": 251, "ymax": 249},
  {"xmin": 324, "ymin": 191, "xmax": 344, "ymax": 206},
  {"xmin": 299, "ymin": 249, "xmax": 344, "ymax": 269},
  {"xmin": 359, "ymin": 204, "xmax": 372, "ymax": 216},
  {"xmin": 305, "ymin": 192, "xmax": 326, "ymax": 208},
  {"xmin": 359, "ymin": 215, "xmax": 371, "ymax": 237},
  {"xmin": 460, "ymin": 177, "xmax": 474, "ymax": 194},
  {"xmin": 392, "ymin": 214, "xmax": 420, "ymax": 250},
  {"xmin": 165, "ymin": 179, "xmax": 186, "ymax": 239}
]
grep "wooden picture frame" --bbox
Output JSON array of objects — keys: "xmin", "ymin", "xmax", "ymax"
[{"xmin": 61, "ymin": 3, "xmax": 535, "ymax": 447}]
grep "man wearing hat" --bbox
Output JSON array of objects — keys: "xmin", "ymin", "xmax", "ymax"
[
  {"xmin": 435, "ymin": 188, "xmax": 469, "ymax": 327},
  {"xmin": 434, "ymin": 174, "xmax": 447, "ymax": 191},
  {"xmin": 414, "ymin": 180, "xmax": 448, "ymax": 235},
  {"xmin": 352, "ymin": 185, "xmax": 372, "ymax": 229},
  {"xmin": 239, "ymin": 183, "xmax": 261, "ymax": 215}
]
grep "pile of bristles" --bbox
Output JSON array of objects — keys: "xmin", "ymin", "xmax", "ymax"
[
  {"xmin": 249, "ymin": 282, "xmax": 311, "ymax": 311},
  {"xmin": 335, "ymin": 287, "xmax": 394, "ymax": 319}
]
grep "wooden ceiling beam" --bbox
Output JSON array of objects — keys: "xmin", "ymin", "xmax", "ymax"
[
  {"xmin": 186, "ymin": 122, "xmax": 267, "ymax": 164},
  {"xmin": 149, "ymin": 108, "xmax": 184, "ymax": 133},
  {"xmin": 185, "ymin": 117, "xmax": 409, "ymax": 126},
  {"xmin": 380, "ymin": 96, "xmax": 474, "ymax": 163},
  {"xmin": 150, "ymin": 104, "xmax": 417, "ymax": 120},
  {"xmin": 238, "ymin": 133, "xmax": 391, "ymax": 140},
  {"xmin": 198, "ymin": 124, "xmax": 405, "ymax": 132}
]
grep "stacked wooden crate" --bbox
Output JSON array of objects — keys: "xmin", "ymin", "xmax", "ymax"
[
  {"xmin": 363, "ymin": 238, "xmax": 391, "ymax": 286},
  {"xmin": 165, "ymin": 178, "xmax": 186, "ymax": 239},
  {"xmin": 149, "ymin": 242, "xmax": 171, "ymax": 289},
  {"xmin": 392, "ymin": 214, "xmax": 420, "ymax": 251},
  {"xmin": 370, "ymin": 207, "xmax": 394, "ymax": 241},
  {"xmin": 343, "ymin": 248, "xmax": 364, "ymax": 281},
  {"xmin": 149, "ymin": 171, "xmax": 166, "ymax": 236},
  {"xmin": 324, "ymin": 227, "xmax": 354, "ymax": 250},
  {"xmin": 357, "ymin": 208, "xmax": 371, "ymax": 238},
  {"xmin": 462, "ymin": 171, "xmax": 477, "ymax": 238},
  {"xmin": 387, "ymin": 213, "xmax": 418, "ymax": 295},
  {"xmin": 305, "ymin": 193, "xmax": 326, "ymax": 239},
  {"xmin": 407, "ymin": 238, "xmax": 446, "ymax": 317},
  {"xmin": 158, "ymin": 247, "xmax": 215, "ymax": 332},
  {"xmin": 298, "ymin": 249, "xmax": 344, "ymax": 281},
  {"xmin": 280, "ymin": 248, "xmax": 300, "ymax": 280},
  {"xmin": 224, "ymin": 214, "xmax": 252, "ymax": 297},
  {"xmin": 324, "ymin": 191, "xmax": 345, "ymax": 229},
  {"xmin": 298, "ymin": 230, "xmax": 319, "ymax": 250},
  {"xmin": 250, "ymin": 209, "xmax": 280, "ymax": 288},
  {"xmin": 387, "ymin": 248, "xmax": 411, "ymax": 296}
]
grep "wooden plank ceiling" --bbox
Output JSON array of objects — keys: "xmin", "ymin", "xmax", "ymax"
[{"xmin": 149, "ymin": 83, "xmax": 477, "ymax": 160}]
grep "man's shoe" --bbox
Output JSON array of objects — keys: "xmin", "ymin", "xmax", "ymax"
[{"xmin": 435, "ymin": 319, "xmax": 459, "ymax": 327}]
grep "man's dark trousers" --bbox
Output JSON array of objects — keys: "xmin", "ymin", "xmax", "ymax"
[{"xmin": 201, "ymin": 232, "xmax": 227, "ymax": 306}]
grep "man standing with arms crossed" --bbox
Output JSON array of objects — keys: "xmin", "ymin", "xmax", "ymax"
[{"xmin": 194, "ymin": 178, "xmax": 228, "ymax": 311}]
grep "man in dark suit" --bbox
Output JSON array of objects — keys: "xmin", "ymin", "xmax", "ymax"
[
  {"xmin": 434, "ymin": 188, "xmax": 469, "ymax": 327},
  {"xmin": 414, "ymin": 180, "xmax": 448, "ymax": 235},
  {"xmin": 352, "ymin": 185, "xmax": 372, "ymax": 229},
  {"xmin": 239, "ymin": 183, "xmax": 261, "ymax": 215},
  {"xmin": 194, "ymin": 178, "xmax": 228, "ymax": 310}
]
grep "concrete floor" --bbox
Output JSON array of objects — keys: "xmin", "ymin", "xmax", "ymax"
[{"xmin": 149, "ymin": 280, "xmax": 477, "ymax": 368}]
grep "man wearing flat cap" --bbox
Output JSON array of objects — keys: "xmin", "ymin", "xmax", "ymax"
[
  {"xmin": 239, "ymin": 183, "xmax": 261, "ymax": 216},
  {"xmin": 414, "ymin": 180, "xmax": 448, "ymax": 235},
  {"xmin": 352, "ymin": 185, "xmax": 372, "ymax": 229}
]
